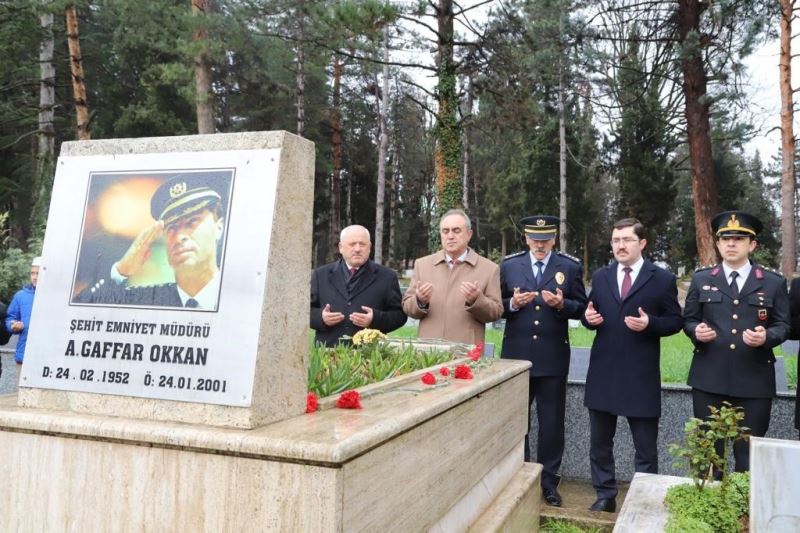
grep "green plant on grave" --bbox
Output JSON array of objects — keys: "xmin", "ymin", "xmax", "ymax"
[
  {"xmin": 664, "ymin": 472, "xmax": 749, "ymax": 533},
  {"xmin": 668, "ymin": 402, "xmax": 748, "ymax": 489},
  {"xmin": 307, "ymin": 330, "xmax": 454, "ymax": 397}
]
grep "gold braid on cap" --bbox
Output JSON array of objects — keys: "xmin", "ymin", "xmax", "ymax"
[{"xmin": 716, "ymin": 214, "xmax": 755, "ymax": 236}]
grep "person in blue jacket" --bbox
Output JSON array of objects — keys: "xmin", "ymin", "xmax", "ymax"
[{"xmin": 6, "ymin": 256, "xmax": 40, "ymax": 364}]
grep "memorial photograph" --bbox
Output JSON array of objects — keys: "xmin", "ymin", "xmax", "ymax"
[{"xmin": 70, "ymin": 169, "xmax": 234, "ymax": 312}]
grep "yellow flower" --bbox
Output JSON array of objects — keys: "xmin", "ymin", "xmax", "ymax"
[{"xmin": 352, "ymin": 328, "xmax": 387, "ymax": 346}]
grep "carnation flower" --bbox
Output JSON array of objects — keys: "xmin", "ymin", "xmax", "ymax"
[
  {"xmin": 455, "ymin": 364, "xmax": 473, "ymax": 380},
  {"xmin": 336, "ymin": 389, "xmax": 362, "ymax": 409},
  {"xmin": 439, "ymin": 366, "xmax": 451, "ymax": 377},
  {"xmin": 421, "ymin": 372, "xmax": 436, "ymax": 385},
  {"xmin": 305, "ymin": 392, "xmax": 318, "ymax": 413},
  {"xmin": 467, "ymin": 342, "xmax": 484, "ymax": 361},
  {"xmin": 351, "ymin": 328, "xmax": 387, "ymax": 346}
]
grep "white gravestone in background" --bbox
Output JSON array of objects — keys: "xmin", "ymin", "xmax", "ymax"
[{"xmin": 750, "ymin": 436, "xmax": 800, "ymax": 532}]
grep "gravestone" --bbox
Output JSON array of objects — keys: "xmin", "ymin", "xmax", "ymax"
[
  {"xmin": 18, "ymin": 131, "xmax": 314, "ymax": 428},
  {"xmin": 750, "ymin": 436, "xmax": 800, "ymax": 531}
]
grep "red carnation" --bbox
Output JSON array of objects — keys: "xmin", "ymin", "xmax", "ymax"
[
  {"xmin": 439, "ymin": 366, "xmax": 451, "ymax": 377},
  {"xmin": 305, "ymin": 392, "xmax": 319, "ymax": 413},
  {"xmin": 455, "ymin": 364, "xmax": 473, "ymax": 380},
  {"xmin": 336, "ymin": 389, "xmax": 362, "ymax": 409},
  {"xmin": 467, "ymin": 342, "xmax": 484, "ymax": 361},
  {"xmin": 421, "ymin": 372, "xmax": 436, "ymax": 385}
]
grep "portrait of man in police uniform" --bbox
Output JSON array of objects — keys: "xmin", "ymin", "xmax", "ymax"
[
  {"xmin": 72, "ymin": 171, "xmax": 232, "ymax": 311},
  {"xmin": 683, "ymin": 210, "xmax": 790, "ymax": 473}
]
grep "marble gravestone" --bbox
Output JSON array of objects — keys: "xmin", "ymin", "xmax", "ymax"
[
  {"xmin": 750, "ymin": 437, "xmax": 800, "ymax": 531},
  {"xmin": 18, "ymin": 131, "xmax": 315, "ymax": 429}
]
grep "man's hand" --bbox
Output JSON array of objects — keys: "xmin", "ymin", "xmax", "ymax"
[
  {"xmin": 743, "ymin": 325, "xmax": 767, "ymax": 347},
  {"xmin": 541, "ymin": 288, "xmax": 564, "ymax": 310},
  {"xmin": 511, "ymin": 287, "xmax": 537, "ymax": 309},
  {"xmin": 584, "ymin": 301, "xmax": 604, "ymax": 326},
  {"xmin": 350, "ymin": 306, "xmax": 374, "ymax": 328},
  {"xmin": 8, "ymin": 320, "xmax": 23, "ymax": 333},
  {"xmin": 624, "ymin": 307, "xmax": 649, "ymax": 332},
  {"xmin": 694, "ymin": 322, "xmax": 717, "ymax": 343},
  {"xmin": 117, "ymin": 220, "xmax": 164, "ymax": 277},
  {"xmin": 321, "ymin": 303, "xmax": 345, "ymax": 327},
  {"xmin": 460, "ymin": 280, "xmax": 480, "ymax": 305},
  {"xmin": 416, "ymin": 282, "xmax": 434, "ymax": 305}
]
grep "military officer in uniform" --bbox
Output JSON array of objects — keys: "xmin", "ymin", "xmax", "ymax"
[
  {"xmin": 76, "ymin": 174, "xmax": 228, "ymax": 310},
  {"xmin": 500, "ymin": 215, "xmax": 587, "ymax": 507},
  {"xmin": 684, "ymin": 210, "xmax": 790, "ymax": 472}
]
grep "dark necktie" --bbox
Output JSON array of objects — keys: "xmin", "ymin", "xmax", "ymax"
[
  {"xmin": 185, "ymin": 298, "xmax": 199, "ymax": 308},
  {"xmin": 621, "ymin": 267, "xmax": 632, "ymax": 300},
  {"xmin": 535, "ymin": 261, "xmax": 544, "ymax": 289},
  {"xmin": 729, "ymin": 271, "xmax": 739, "ymax": 298},
  {"xmin": 349, "ymin": 267, "xmax": 358, "ymax": 278}
]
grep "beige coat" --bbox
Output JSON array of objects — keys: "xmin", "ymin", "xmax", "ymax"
[{"xmin": 402, "ymin": 249, "xmax": 503, "ymax": 344}]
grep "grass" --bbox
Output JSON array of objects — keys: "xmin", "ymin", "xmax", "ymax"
[
  {"xmin": 386, "ymin": 325, "xmax": 797, "ymax": 387},
  {"xmin": 540, "ymin": 517, "xmax": 608, "ymax": 533}
]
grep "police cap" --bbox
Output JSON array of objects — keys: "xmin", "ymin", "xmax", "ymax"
[
  {"xmin": 712, "ymin": 210, "xmax": 762, "ymax": 238},
  {"xmin": 520, "ymin": 215, "xmax": 559, "ymax": 241}
]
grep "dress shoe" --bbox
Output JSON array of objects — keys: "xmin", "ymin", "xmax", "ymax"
[
  {"xmin": 588, "ymin": 497, "xmax": 616, "ymax": 513},
  {"xmin": 542, "ymin": 487, "xmax": 562, "ymax": 507}
]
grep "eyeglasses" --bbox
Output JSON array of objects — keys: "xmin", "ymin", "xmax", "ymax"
[{"xmin": 610, "ymin": 237, "xmax": 640, "ymax": 246}]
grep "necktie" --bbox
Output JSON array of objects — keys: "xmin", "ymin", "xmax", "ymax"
[
  {"xmin": 349, "ymin": 267, "xmax": 358, "ymax": 278},
  {"xmin": 621, "ymin": 267, "xmax": 632, "ymax": 300},
  {"xmin": 449, "ymin": 259, "xmax": 460, "ymax": 270},
  {"xmin": 729, "ymin": 271, "xmax": 739, "ymax": 298},
  {"xmin": 535, "ymin": 261, "xmax": 544, "ymax": 289},
  {"xmin": 185, "ymin": 298, "xmax": 199, "ymax": 308}
]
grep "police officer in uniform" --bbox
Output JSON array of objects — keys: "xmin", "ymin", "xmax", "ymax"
[
  {"xmin": 684, "ymin": 210, "xmax": 790, "ymax": 472},
  {"xmin": 500, "ymin": 215, "xmax": 587, "ymax": 507}
]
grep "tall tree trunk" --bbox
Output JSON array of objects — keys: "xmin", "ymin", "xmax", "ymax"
[
  {"xmin": 558, "ymin": 71, "xmax": 568, "ymax": 251},
  {"xmin": 678, "ymin": 0, "xmax": 718, "ymax": 265},
  {"xmin": 328, "ymin": 55, "xmax": 343, "ymax": 260},
  {"xmin": 388, "ymin": 136, "xmax": 399, "ymax": 268},
  {"xmin": 33, "ymin": 2, "xmax": 55, "ymax": 234},
  {"xmin": 462, "ymin": 76, "xmax": 473, "ymax": 210},
  {"xmin": 374, "ymin": 29, "xmax": 390, "ymax": 263},
  {"xmin": 780, "ymin": 0, "xmax": 797, "ymax": 275},
  {"xmin": 191, "ymin": 0, "xmax": 214, "ymax": 134},
  {"xmin": 295, "ymin": 0, "xmax": 306, "ymax": 138},
  {"xmin": 434, "ymin": 0, "xmax": 461, "ymax": 211},
  {"xmin": 65, "ymin": 4, "xmax": 90, "ymax": 140}
]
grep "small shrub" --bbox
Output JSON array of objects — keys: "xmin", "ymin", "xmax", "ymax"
[{"xmin": 664, "ymin": 474, "xmax": 749, "ymax": 533}]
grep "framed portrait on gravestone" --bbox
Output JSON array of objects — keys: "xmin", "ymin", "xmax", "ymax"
[{"xmin": 21, "ymin": 146, "xmax": 285, "ymax": 408}]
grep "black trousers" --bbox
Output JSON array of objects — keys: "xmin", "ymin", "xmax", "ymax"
[
  {"xmin": 589, "ymin": 409, "xmax": 658, "ymax": 499},
  {"xmin": 525, "ymin": 375, "xmax": 566, "ymax": 489},
  {"xmin": 691, "ymin": 388, "xmax": 772, "ymax": 472}
]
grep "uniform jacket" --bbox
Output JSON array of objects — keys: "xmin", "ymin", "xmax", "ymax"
[
  {"xmin": 788, "ymin": 277, "xmax": 800, "ymax": 428},
  {"xmin": 76, "ymin": 282, "xmax": 183, "ymax": 308},
  {"xmin": 402, "ymin": 249, "xmax": 503, "ymax": 345},
  {"xmin": 684, "ymin": 263, "xmax": 790, "ymax": 399},
  {"xmin": 500, "ymin": 251, "xmax": 587, "ymax": 376},
  {"xmin": 582, "ymin": 260, "xmax": 683, "ymax": 418},
  {"xmin": 310, "ymin": 259, "xmax": 406, "ymax": 346}
]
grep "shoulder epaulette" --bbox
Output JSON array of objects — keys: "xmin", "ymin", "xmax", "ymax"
[
  {"xmin": 557, "ymin": 251, "xmax": 581, "ymax": 264},
  {"xmin": 694, "ymin": 264, "xmax": 716, "ymax": 273},
  {"xmin": 758, "ymin": 265, "xmax": 784, "ymax": 278},
  {"xmin": 503, "ymin": 250, "xmax": 526, "ymax": 260}
]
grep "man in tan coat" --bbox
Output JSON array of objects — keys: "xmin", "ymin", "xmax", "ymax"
[{"xmin": 403, "ymin": 209, "xmax": 503, "ymax": 344}]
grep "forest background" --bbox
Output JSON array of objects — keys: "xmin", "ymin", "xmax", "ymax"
[{"xmin": 1, "ymin": 0, "xmax": 799, "ymax": 302}]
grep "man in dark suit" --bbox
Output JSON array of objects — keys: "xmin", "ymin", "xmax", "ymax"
[
  {"xmin": 310, "ymin": 225, "xmax": 406, "ymax": 346},
  {"xmin": 684, "ymin": 211, "xmax": 790, "ymax": 469},
  {"xmin": 76, "ymin": 173, "xmax": 228, "ymax": 310},
  {"xmin": 790, "ymin": 277, "xmax": 800, "ymax": 438},
  {"xmin": 582, "ymin": 218, "xmax": 683, "ymax": 513},
  {"xmin": 500, "ymin": 215, "xmax": 587, "ymax": 507}
]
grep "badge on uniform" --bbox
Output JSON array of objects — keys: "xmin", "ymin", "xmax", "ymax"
[
  {"xmin": 758, "ymin": 309, "xmax": 767, "ymax": 321},
  {"xmin": 555, "ymin": 272, "xmax": 565, "ymax": 285}
]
